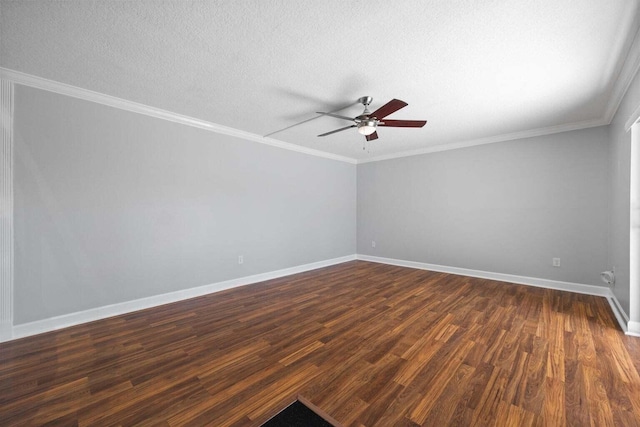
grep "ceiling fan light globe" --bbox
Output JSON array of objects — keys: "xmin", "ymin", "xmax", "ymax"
[{"xmin": 358, "ymin": 121, "xmax": 377, "ymax": 136}]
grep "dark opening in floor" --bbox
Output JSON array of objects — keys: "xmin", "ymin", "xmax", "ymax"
[{"xmin": 261, "ymin": 399, "xmax": 334, "ymax": 427}]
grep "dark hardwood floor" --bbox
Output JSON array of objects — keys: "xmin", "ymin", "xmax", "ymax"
[{"xmin": 1, "ymin": 261, "xmax": 639, "ymax": 426}]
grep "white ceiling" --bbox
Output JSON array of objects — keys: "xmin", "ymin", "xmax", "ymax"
[{"xmin": 1, "ymin": 1, "xmax": 639, "ymax": 162}]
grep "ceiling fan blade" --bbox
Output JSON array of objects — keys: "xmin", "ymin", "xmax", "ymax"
[
  {"xmin": 369, "ymin": 99, "xmax": 408, "ymax": 119},
  {"xmin": 366, "ymin": 131, "xmax": 379, "ymax": 141},
  {"xmin": 379, "ymin": 119, "xmax": 427, "ymax": 128},
  {"xmin": 318, "ymin": 125, "xmax": 356, "ymax": 137},
  {"xmin": 316, "ymin": 112, "xmax": 355, "ymax": 122}
]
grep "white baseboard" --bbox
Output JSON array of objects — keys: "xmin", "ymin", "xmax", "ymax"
[
  {"xmin": 628, "ymin": 321, "xmax": 640, "ymax": 337},
  {"xmin": 357, "ymin": 254, "xmax": 610, "ymax": 295},
  {"xmin": 5, "ymin": 254, "xmax": 356, "ymax": 342},
  {"xmin": 5, "ymin": 254, "xmax": 635, "ymax": 342},
  {"xmin": 356, "ymin": 254, "xmax": 634, "ymax": 334},
  {"xmin": 606, "ymin": 293, "xmax": 630, "ymax": 334}
]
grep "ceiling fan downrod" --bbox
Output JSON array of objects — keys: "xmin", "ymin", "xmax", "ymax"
[{"xmin": 358, "ymin": 96, "xmax": 373, "ymax": 115}]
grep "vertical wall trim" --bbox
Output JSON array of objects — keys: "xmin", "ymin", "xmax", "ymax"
[
  {"xmin": 630, "ymin": 121, "xmax": 640, "ymax": 332},
  {"xmin": 0, "ymin": 79, "xmax": 14, "ymax": 341}
]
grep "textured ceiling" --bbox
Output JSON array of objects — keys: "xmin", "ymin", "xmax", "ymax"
[{"xmin": 1, "ymin": 0, "xmax": 639, "ymax": 161}]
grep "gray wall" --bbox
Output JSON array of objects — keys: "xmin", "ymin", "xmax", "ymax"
[
  {"xmin": 13, "ymin": 85, "xmax": 356, "ymax": 324},
  {"xmin": 608, "ymin": 67, "xmax": 640, "ymax": 317},
  {"xmin": 14, "ymin": 72, "xmax": 637, "ymax": 326},
  {"xmin": 358, "ymin": 127, "xmax": 610, "ymax": 286}
]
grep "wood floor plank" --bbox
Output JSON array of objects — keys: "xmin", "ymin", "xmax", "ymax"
[
  {"xmin": 1, "ymin": 260, "xmax": 639, "ymax": 426},
  {"xmin": 419, "ymin": 363, "xmax": 475, "ymax": 425},
  {"xmin": 408, "ymin": 339, "xmax": 475, "ymax": 424}
]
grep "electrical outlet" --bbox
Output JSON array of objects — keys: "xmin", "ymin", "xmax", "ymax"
[
  {"xmin": 238, "ymin": 255, "xmax": 244, "ymax": 264},
  {"xmin": 552, "ymin": 258, "xmax": 561, "ymax": 267},
  {"xmin": 372, "ymin": 241, "xmax": 376, "ymax": 248}
]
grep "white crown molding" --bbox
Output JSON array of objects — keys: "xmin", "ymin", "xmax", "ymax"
[
  {"xmin": 625, "ymin": 103, "xmax": 640, "ymax": 132},
  {"xmin": 357, "ymin": 118, "xmax": 608, "ymax": 164},
  {"xmin": 605, "ymin": 24, "xmax": 640, "ymax": 124},
  {"xmin": 2, "ymin": 48, "xmax": 637, "ymax": 167},
  {"xmin": 4, "ymin": 254, "xmax": 356, "ymax": 342},
  {"xmin": 0, "ymin": 67, "xmax": 358, "ymax": 165},
  {"xmin": 359, "ymin": 22, "xmax": 640, "ymax": 165}
]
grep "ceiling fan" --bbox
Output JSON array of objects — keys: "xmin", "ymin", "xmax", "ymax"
[{"xmin": 317, "ymin": 96, "xmax": 427, "ymax": 141}]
